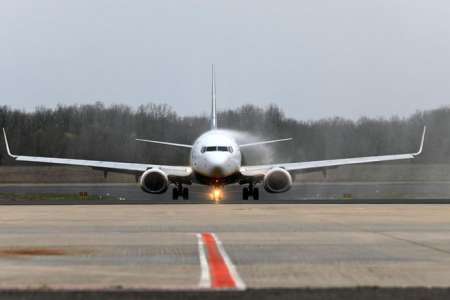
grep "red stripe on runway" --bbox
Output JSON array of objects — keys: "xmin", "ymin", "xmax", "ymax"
[{"xmin": 201, "ymin": 233, "xmax": 236, "ymax": 288}]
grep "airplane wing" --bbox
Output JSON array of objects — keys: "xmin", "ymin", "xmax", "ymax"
[
  {"xmin": 2, "ymin": 129, "xmax": 192, "ymax": 177},
  {"xmin": 240, "ymin": 127, "xmax": 426, "ymax": 177}
]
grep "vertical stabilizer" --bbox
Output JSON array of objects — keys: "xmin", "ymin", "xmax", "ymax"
[{"xmin": 211, "ymin": 64, "xmax": 217, "ymax": 129}]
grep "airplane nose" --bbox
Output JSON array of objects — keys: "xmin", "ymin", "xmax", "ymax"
[
  {"xmin": 209, "ymin": 155, "xmax": 227, "ymax": 166},
  {"xmin": 211, "ymin": 166, "xmax": 225, "ymax": 177},
  {"xmin": 208, "ymin": 154, "xmax": 228, "ymax": 177}
]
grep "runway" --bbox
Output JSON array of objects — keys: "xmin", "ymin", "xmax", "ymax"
[
  {"xmin": 0, "ymin": 204, "xmax": 450, "ymax": 299},
  {"xmin": 1, "ymin": 182, "xmax": 450, "ymax": 299},
  {"xmin": 1, "ymin": 181, "xmax": 450, "ymax": 204}
]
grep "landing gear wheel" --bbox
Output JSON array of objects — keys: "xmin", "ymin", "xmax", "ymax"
[
  {"xmin": 253, "ymin": 187, "xmax": 259, "ymax": 200},
  {"xmin": 172, "ymin": 188, "xmax": 179, "ymax": 200},
  {"xmin": 182, "ymin": 187, "xmax": 189, "ymax": 200},
  {"xmin": 242, "ymin": 187, "xmax": 249, "ymax": 200}
]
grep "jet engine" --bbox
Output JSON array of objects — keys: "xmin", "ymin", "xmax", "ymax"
[
  {"xmin": 263, "ymin": 167, "xmax": 292, "ymax": 193},
  {"xmin": 139, "ymin": 168, "xmax": 169, "ymax": 194}
]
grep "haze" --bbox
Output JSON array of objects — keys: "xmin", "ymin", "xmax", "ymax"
[{"xmin": 1, "ymin": 0, "xmax": 450, "ymax": 120}]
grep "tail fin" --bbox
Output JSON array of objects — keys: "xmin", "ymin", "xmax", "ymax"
[{"xmin": 211, "ymin": 64, "xmax": 217, "ymax": 129}]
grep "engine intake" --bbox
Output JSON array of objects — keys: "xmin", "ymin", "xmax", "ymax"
[
  {"xmin": 140, "ymin": 168, "xmax": 169, "ymax": 194},
  {"xmin": 263, "ymin": 167, "xmax": 292, "ymax": 193}
]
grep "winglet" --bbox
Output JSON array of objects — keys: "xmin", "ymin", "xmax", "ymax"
[
  {"xmin": 2, "ymin": 128, "xmax": 17, "ymax": 158},
  {"xmin": 414, "ymin": 126, "xmax": 426, "ymax": 156}
]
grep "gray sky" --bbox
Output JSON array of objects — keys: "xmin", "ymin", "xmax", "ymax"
[{"xmin": 1, "ymin": 0, "xmax": 450, "ymax": 120}]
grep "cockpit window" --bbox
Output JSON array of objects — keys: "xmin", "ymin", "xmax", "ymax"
[{"xmin": 201, "ymin": 146, "xmax": 233, "ymax": 153}]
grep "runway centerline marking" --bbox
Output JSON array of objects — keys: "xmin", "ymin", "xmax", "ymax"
[{"xmin": 196, "ymin": 232, "xmax": 246, "ymax": 290}]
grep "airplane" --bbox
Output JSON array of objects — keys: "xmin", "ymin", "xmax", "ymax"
[{"xmin": 2, "ymin": 66, "xmax": 426, "ymax": 201}]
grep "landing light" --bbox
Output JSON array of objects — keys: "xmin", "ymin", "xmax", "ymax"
[{"xmin": 209, "ymin": 187, "xmax": 223, "ymax": 202}]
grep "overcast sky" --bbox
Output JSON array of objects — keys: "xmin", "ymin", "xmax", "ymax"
[{"xmin": 1, "ymin": 0, "xmax": 450, "ymax": 120}]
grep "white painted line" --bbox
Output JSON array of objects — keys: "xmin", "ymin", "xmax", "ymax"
[
  {"xmin": 196, "ymin": 233, "xmax": 211, "ymax": 288},
  {"xmin": 211, "ymin": 233, "xmax": 246, "ymax": 290}
]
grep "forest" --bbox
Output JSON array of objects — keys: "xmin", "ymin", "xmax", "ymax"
[{"xmin": 0, "ymin": 102, "xmax": 449, "ymax": 166}]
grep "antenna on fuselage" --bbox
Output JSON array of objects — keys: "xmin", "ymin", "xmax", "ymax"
[{"xmin": 211, "ymin": 64, "xmax": 217, "ymax": 129}]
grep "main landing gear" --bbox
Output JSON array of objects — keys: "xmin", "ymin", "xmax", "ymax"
[
  {"xmin": 172, "ymin": 184, "xmax": 189, "ymax": 200},
  {"xmin": 242, "ymin": 184, "xmax": 259, "ymax": 200}
]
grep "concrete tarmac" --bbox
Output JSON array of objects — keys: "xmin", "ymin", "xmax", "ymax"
[{"xmin": 1, "ymin": 204, "xmax": 450, "ymax": 291}]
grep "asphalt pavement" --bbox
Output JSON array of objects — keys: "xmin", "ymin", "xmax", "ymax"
[{"xmin": 0, "ymin": 181, "xmax": 450, "ymax": 204}]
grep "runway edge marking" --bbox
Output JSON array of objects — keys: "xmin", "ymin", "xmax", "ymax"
[{"xmin": 196, "ymin": 232, "xmax": 246, "ymax": 290}]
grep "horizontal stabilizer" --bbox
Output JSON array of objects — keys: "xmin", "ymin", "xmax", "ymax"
[
  {"xmin": 239, "ymin": 138, "xmax": 293, "ymax": 148},
  {"xmin": 136, "ymin": 138, "xmax": 192, "ymax": 148}
]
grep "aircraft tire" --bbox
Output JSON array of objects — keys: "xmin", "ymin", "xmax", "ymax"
[
  {"xmin": 182, "ymin": 187, "xmax": 189, "ymax": 200},
  {"xmin": 243, "ymin": 187, "xmax": 249, "ymax": 200},
  {"xmin": 253, "ymin": 187, "xmax": 259, "ymax": 200},
  {"xmin": 172, "ymin": 188, "xmax": 179, "ymax": 200}
]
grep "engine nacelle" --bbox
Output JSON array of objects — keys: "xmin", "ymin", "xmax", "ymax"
[
  {"xmin": 263, "ymin": 167, "xmax": 292, "ymax": 193},
  {"xmin": 139, "ymin": 168, "xmax": 169, "ymax": 194}
]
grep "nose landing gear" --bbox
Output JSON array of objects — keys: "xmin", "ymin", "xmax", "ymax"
[
  {"xmin": 209, "ymin": 186, "xmax": 224, "ymax": 202},
  {"xmin": 172, "ymin": 184, "xmax": 189, "ymax": 200},
  {"xmin": 243, "ymin": 184, "xmax": 259, "ymax": 200}
]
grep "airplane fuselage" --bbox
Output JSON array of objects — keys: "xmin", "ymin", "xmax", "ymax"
[{"xmin": 190, "ymin": 130, "xmax": 241, "ymax": 184}]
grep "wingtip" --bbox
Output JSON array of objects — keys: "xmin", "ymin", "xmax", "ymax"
[
  {"xmin": 414, "ymin": 126, "xmax": 426, "ymax": 156},
  {"xmin": 2, "ymin": 128, "xmax": 16, "ymax": 158}
]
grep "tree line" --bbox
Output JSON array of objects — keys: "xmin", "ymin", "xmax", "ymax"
[{"xmin": 0, "ymin": 102, "xmax": 448, "ymax": 166}]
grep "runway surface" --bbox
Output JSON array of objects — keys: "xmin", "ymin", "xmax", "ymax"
[
  {"xmin": 1, "ymin": 204, "xmax": 450, "ymax": 292},
  {"xmin": 1, "ymin": 182, "xmax": 450, "ymax": 299},
  {"xmin": 1, "ymin": 181, "xmax": 450, "ymax": 204}
]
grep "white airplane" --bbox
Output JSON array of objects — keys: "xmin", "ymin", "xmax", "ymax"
[{"xmin": 2, "ymin": 66, "xmax": 426, "ymax": 201}]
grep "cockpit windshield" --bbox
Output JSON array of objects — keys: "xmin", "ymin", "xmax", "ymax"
[{"xmin": 201, "ymin": 146, "xmax": 233, "ymax": 153}]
